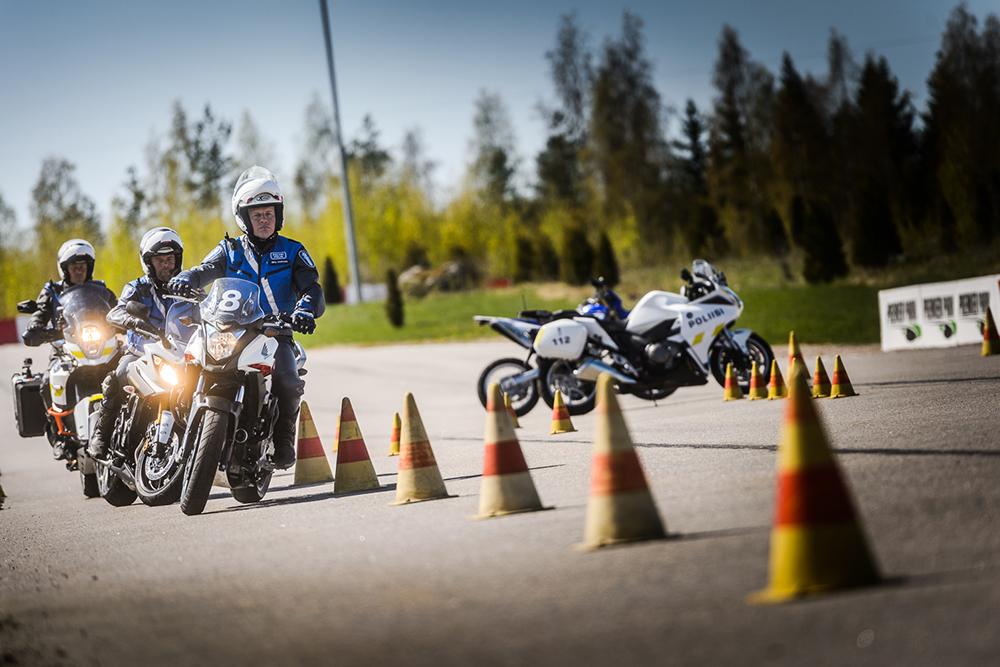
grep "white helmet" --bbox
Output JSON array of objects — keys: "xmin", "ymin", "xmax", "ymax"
[
  {"xmin": 57, "ymin": 239, "xmax": 96, "ymax": 282},
  {"xmin": 139, "ymin": 227, "xmax": 184, "ymax": 283},
  {"xmin": 231, "ymin": 165, "xmax": 284, "ymax": 237}
]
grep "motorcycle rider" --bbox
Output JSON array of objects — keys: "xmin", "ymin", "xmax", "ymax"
[
  {"xmin": 22, "ymin": 239, "xmax": 116, "ymax": 346},
  {"xmin": 167, "ymin": 166, "xmax": 324, "ymax": 470},
  {"xmin": 88, "ymin": 227, "xmax": 185, "ymax": 460}
]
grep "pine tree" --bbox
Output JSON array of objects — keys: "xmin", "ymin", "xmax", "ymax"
[
  {"xmin": 593, "ymin": 232, "xmax": 620, "ymax": 286},
  {"xmin": 385, "ymin": 269, "xmax": 404, "ymax": 328},
  {"xmin": 559, "ymin": 227, "xmax": 594, "ymax": 285},
  {"xmin": 513, "ymin": 236, "xmax": 535, "ymax": 283},
  {"xmin": 322, "ymin": 257, "xmax": 342, "ymax": 305},
  {"xmin": 534, "ymin": 234, "xmax": 560, "ymax": 280}
]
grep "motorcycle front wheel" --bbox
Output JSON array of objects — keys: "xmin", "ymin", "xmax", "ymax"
[
  {"xmin": 180, "ymin": 410, "xmax": 228, "ymax": 516},
  {"xmin": 537, "ymin": 359, "xmax": 597, "ymax": 416},
  {"xmin": 476, "ymin": 358, "xmax": 540, "ymax": 417},
  {"xmin": 135, "ymin": 432, "xmax": 184, "ymax": 507},
  {"xmin": 709, "ymin": 332, "xmax": 774, "ymax": 392}
]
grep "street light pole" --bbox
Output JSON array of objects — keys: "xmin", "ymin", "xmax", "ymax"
[{"xmin": 318, "ymin": 0, "xmax": 363, "ymax": 304}]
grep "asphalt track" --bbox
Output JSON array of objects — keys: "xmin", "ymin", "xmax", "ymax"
[{"xmin": 1, "ymin": 340, "xmax": 998, "ymax": 666}]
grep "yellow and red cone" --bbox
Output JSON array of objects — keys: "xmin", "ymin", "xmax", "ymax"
[
  {"xmin": 334, "ymin": 398, "xmax": 380, "ymax": 494},
  {"xmin": 550, "ymin": 390, "xmax": 576, "ymax": 434},
  {"xmin": 768, "ymin": 359, "xmax": 787, "ymax": 400},
  {"xmin": 581, "ymin": 373, "xmax": 666, "ymax": 549},
  {"xmin": 811, "ymin": 356, "xmax": 831, "ymax": 399},
  {"xmin": 394, "ymin": 393, "xmax": 453, "ymax": 504},
  {"xmin": 504, "ymin": 392, "xmax": 521, "ymax": 429},
  {"xmin": 983, "ymin": 306, "xmax": 999, "ymax": 357},
  {"xmin": 748, "ymin": 361, "xmax": 768, "ymax": 400},
  {"xmin": 830, "ymin": 355, "xmax": 858, "ymax": 398},
  {"xmin": 293, "ymin": 401, "xmax": 334, "ymax": 485},
  {"xmin": 388, "ymin": 411, "xmax": 401, "ymax": 457},
  {"xmin": 476, "ymin": 383, "xmax": 548, "ymax": 518},
  {"xmin": 788, "ymin": 331, "xmax": 806, "ymax": 371},
  {"xmin": 750, "ymin": 363, "xmax": 880, "ymax": 603},
  {"xmin": 723, "ymin": 362, "xmax": 744, "ymax": 401}
]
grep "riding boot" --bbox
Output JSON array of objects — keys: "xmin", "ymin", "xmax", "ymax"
[
  {"xmin": 87, "ymin": 369, "xmax": 124, "ymax": 460},
  {"xmin": 270, "ymin": 338, "xmax": 304, "ymax": 470},
  {"xmin": 271, "ymin": 403, "xmax": 299, "ymax": 470}
]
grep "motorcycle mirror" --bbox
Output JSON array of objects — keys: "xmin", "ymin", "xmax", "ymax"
[
  {"xmin": 16, "ymin": 300, "xmax": 37, "ymax": 314},
  {"xmin": 126, "ymin": 301, "xmax": 150, "ymax": 318},
  {"xmin": 680, "ymin": 268, "xmax": 692, "ymax": 282},
  {"xmin": 590, "ymin": 276, "xmax": 606, "ymax": 288}
]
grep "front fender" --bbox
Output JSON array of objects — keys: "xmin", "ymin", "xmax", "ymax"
[{"xmin": 728, "ymin": 328, "xmax": 753, "ymax": 354}]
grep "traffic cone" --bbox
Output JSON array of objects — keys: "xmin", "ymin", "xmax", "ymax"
[
  {"xmin": 767, "ymin": 359, "xmax": 787, "ymax": 400},
  {"xmin": 334, "ymin": 398, "xmax": 380, "ymax": 494},
  {"xmin": 476, "ymin": 383, "xmax": 548, "ymax": 518},
  {"xmin": 811, "ymin": 356, "xmax": 831, "ymax": 399},
  {"xmin": 983, "ymin": 307, "xmax": 1000, "ymax": 357},
  {"xmin": 723, "ymin": 362, "xmax": 744, "ymax": 401},
  {"xmin": 581, "ymin": 373, "xmax": 666, "ymax": 549},
  {"xmin": 830, "ymin": 355, "xmax": 858, "ymax": 398},
  {"xmin": 788, "ymin": 331, "xmax": 805, "ymax": 370},
  {"xmin": 550, "ymin": 390, "xmax": 576, "ymax": 434},
  {"xmin": 393, "ymin": 393, "xmax": 453, "ymax": 505},
  {"xmin": 748, "ymin": 361, "xmax": 768, "ymax": 400},
  {"xmin": 387, "ymin": 412, "xmax": 401, "ymax": 457},
  {"xmin": 294, "ymin": 401, "xmax": 334, "ymax": 485},
  {"xmin": 503, "ymin": 392, "xmax": 521, "ymax": 429},
  {"xmin": 749, "ymin": 363, "xmax": 880, "ymax": 603}
]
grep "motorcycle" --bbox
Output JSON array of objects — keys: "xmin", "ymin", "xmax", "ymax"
[
  {"xmin": 13, "ymin": 284, "xmax": 122, "ymax": 497},
  {"xmin": 475, "ymin": 259, "xmax": 774, "ymax": 416},
  {"xmin": 177, "ymin": 277, "xmax": 306, "ymax": 516},
  {"xmin": 96, "ymin": 297, "xmax": 198, "ymax": 507}
]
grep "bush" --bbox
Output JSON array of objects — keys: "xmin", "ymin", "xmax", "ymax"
[
  {"xmin": 534, "ymin": 233, "xmax": 560, "ymax": 280},
  {"xmin": 322, "ymin": 256, "xmax": 342, "ymax": 304},
  {"xmin": 513, "ymin": 235, "xmax": 535, "ymax": 283},
  {"xmin": 385, "ymin": 268, "xmax": 404, "ymax": 327},
  {"xmin": 559, "ymin": 227, "xmax": 594, "ymax": 285},
  {"xmin": 593, "ymin": 231, "xmax": 620, "ymax": 286}
]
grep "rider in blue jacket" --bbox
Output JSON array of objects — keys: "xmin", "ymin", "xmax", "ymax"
[{"xmin": 168, "ymin": 166, "xmax": 324, "ymax": 469}]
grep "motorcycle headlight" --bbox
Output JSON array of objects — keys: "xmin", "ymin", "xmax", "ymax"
[
  {"xmin": 207, "ymin": 331, "xmax": 239, "ymax": 360},
  {"xmin": 82, "ymin": 325, "xmax": 102, "ymax": 342},
  {"xmin": 152, "ymin": 355, "xmax": 181, "ymax": 386}
]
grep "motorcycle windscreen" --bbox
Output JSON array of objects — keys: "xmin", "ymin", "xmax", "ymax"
[
  {"xmin": 164, "ymin": 300, "xmax": 198, "ymax": 346},
  {"xmin": 59, "ymin": 283, "xmax": 115, "ymax": 347},
  {"xmin": 199, "ymin": 278, "xmax": 266, "ymax": 328}
]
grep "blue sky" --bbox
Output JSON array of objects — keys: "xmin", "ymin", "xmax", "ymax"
[{"xmin": 1, "ymin": 0, "xmax": 994, "ymax": 229}]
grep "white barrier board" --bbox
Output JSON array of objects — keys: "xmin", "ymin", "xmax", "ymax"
[{"xmin": 878, "ymin": 275, "xmax": 1000, "ymax": 351}]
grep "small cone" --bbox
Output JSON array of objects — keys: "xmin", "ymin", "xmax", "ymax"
[
  {"xmin": 983, "ymin": 307, "xmax": 1000, "ymax": 357},
  {"xmin": 788, "ymin": 331, "xmax": 806, "ymax": 370},
  {"xmin": 811, "ymin": 356, "xmax": 831, "ymax": 399},
  {"xmin": 748, "ymin": 361, "xmax": 768, "ymax": 400},
  {"xmin": 503, "ymin": 392, "xmax": 521, "ymax": 428},
  {"xmin": 334, "ymin": 398, "xmax": 380, "ymax": 494},
  {"xmin": 581, "ymin": 373, "xmax": 666, "ymax": 549},
  {"xmin": 767, "ymin": 359, "xmax": 788, "ymax": 400},
  {"xmin": 394, "ymin": 393, "xmax": 452, "ymax": 504},
  {"xmin": 294, "ymin": 401, "xmax": 334, "ymax": 485},
  {"xmin": 723, "ymin": 362, "xmax": 744, "ymax": 401},
  {"xmin": 550, "ymin": 390, "xmax": 576, "ymax": 434},
  {"xmin": 750, "ymin": 363, "xmax": 880, "ymax": 603},
  {"xmin": 475, "ymin": 383, "xmax": 548, "ymax": 518},
  {"xmin": 829, "ymin": 355, "xmax": 858, "ymax": 398},
  {"xmin": 387, "ymin": 412, "xmax": 401, "ymax": 456}
]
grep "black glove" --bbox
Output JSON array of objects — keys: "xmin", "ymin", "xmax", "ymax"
[
  {"xmin": 166, "ymin": 276, "xmax": 196, "ymax": 298},
  {"xmin": 291, "ymin": 309, "xmax": 316, "ymax": 335}
]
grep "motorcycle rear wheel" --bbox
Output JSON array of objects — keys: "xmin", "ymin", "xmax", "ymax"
[
  {"xmin": 476, "ymin": 358, "xmax": 540, "ymax": 417},
  {"xmin": 80, "ymin": 468, "xmax": 100, "ymax": 498},
  {"xmin": 230, "ymin": 469, "xmax": 272, "ymax": 504},
  {"xmin": 97, "ymin": 460, "xmax": 137, "ymax": 507},
  {"xmin": 537, "ymin": 359, "xmax": 597, "ymax": 416},
  {"xmin": 180, "ymin": 410, "xmax": 228, "ymax": 516}
]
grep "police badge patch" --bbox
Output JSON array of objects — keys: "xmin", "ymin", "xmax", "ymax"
[{"xmin": 298, "ymin": 249, "xmax": 316, "ymax": 268}]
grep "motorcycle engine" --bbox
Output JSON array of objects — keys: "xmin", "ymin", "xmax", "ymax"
[{"xmin": 644, "ymin": 341, "xmax": 683, "ymax": 369}]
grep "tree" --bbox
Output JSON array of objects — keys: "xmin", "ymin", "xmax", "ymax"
[
  {"xmin": 559, "ymin": 227, "xmax": 594, "ymax": 284},
  {"xmin": 792, "ymin": 196, "xmax": 848, "ymax": 283},
  {"xmin": 385, "ymin": 268, "xmax": 404, "ymax": 327},
  {"xmin": 470, "ymin": 90, "xmax": 518, "ymax": 209},
  {"xmin": 593, "ymin": 232, "xmax": 620, "ymax": 286},
  {"xmin": 30, "ymin": 157, "xmax": 102, "ymax": 272},
  {"xmin": 349, "ymin": 114, "xmax": 392, "ymax": 184},
  {"xmin": 534, "ymin": 234, "xmax": 560, "ymax": 280},
  {"xmin": 170, "ymin": 103, "xmax": 234, "ymax": 212},
  {"xmin": 293, "ymin": 94, "xmax": 336, "ymax": 221},
  {"xmin": 323, "ymin": 256, "xmax": 342, "ymax": 304},
  {"xmin": 0, "ymin": 191, "xmax": 16, "ymax": 253},
  {"xmin": 111, "ymin": 165, "xmax": 147, "ymax": 236},
  {"xmin": 235, "ymin": 110, "xmax": 277, "ymax": 171},
  {"xmin": 671, "ymin": 99, "xmax": 724, "ymax": 255},
  {"xmin": 513, "ymin": 235, "xmax": 535, "ymax": 283}
]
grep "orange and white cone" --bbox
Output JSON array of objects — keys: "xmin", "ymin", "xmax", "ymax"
[
  {"xmin": 550, "ymin": 390, "xmax": 576, "ymax": 434},
  {"xmin": 767, "ymin": 359, "xmax": 787, "ymax": 400},
  {"xmin": 811, "ymin": 356, "xmax": 831, "ymax": 399},
  {"xmin": 581, "ymin": 373, "xmax": 666, "ymax": 549},
  {"xmin": 503, "ymin": 392, "xmax": 521, "ymax": 428},
  {"xmin": 749, "ymin": 363, "xmax": 880, "ymax": 603},
  {"xmin": 983, "ymin": 306, "xmax": 999, "ymax": 357},
  {"xmin": 294, "ymin": 401, "xmax": 334, "ymax": 485},
  {"xmin": 788, "ymin": 330, "xmax": 805, "ymax": 370},
  {"xmin": 387, "ymin": 411, "xmax": 401, "ymax": 456},
  {"xmin": 475, "ymin": 383, "xmax": 548, "ymax": 518},
  {"xmin": 393, "ymin": 393, "xmax": 453, "ymax": 504},
  {"xmin": 334, "ymin": 398, "xmax": 380, "ymax": 494},
  {"xmin": 723, "ymin": 362, "xmax": 744, "ymax": 401},
  {"xmin": 830, "ymin": 355, "xmax": 858, "ymax": 398},
  {"xmin": 748, "ymin": 361, "xmax": 768, "ymax": 400}
]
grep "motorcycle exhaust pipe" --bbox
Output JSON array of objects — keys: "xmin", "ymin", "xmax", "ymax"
[{"xmin": 574, "ymin": 359, "xmax": 636, "ymax": 384}]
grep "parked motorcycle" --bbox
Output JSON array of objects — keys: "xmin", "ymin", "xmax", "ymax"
[
  {"xmin": 12, "ymin": 284, "xmax": 122, "ymax": 497},
  {"xmin": 96, "ymin": 297, "xmax": 198, "ymax": 506},
  {"xmin": 475, "ymin": 260, "xmax": 774, "ymax": 416},
  {"xmin": 177, "ymin": 278, "xmax": 306, "ymax": 516}
]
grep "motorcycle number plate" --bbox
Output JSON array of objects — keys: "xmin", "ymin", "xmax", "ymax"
[{"xmin": 534, "ymin": 320, "xmax": 588, "ymax": 359}]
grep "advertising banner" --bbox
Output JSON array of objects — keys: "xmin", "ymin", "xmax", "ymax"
[{"xmin": 878, "ymin": 275, "xmax": 1000, "ymax": 351}]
